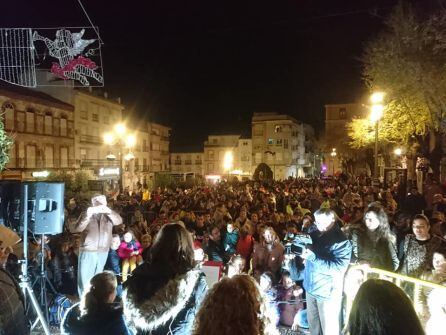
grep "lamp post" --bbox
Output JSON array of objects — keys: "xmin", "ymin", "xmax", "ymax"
[
  {"xmin": 264, "ymin": 150, "xmax": 276, "ymax": 180},
  {"xmin": 223, "ymin": 150, "xmax": 233, "ymax": 181},
  {"xmin": 369, "ymin": 92, "xmax": 385, "ymax": 179},
  {"xmin": 103, "ymin": 123, "xmax": 136, "ymax": 192},
  {"xmin": 330, "ymin": 148, "xmax": 337, "ymax": 176}
]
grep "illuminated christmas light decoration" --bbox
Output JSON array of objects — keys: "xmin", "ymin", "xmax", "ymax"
[{"xmin": 0, "ymin": 27, "xmax": 103, "ymax": 87}]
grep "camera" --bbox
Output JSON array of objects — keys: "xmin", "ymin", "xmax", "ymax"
[{"xmin": 284, "ymin": 233, "xmax": 313, "ymax": 256}]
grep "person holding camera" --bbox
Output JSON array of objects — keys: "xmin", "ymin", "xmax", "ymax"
[
  {"xmin": 287, "ymin": 208, "xmax": 352, "ymax": 335},
  {"xmin": 70, "ymin": 194, "xmax": 123, "ymax": 296}
]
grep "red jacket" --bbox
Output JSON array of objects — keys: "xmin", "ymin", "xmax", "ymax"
[
  {"xmin": 118, "ymin": 240, "xmax": 142, "ymax": 260},
  {"xmin": 236, "ymin": 234, "xmax": 254, "ymax": 260}
]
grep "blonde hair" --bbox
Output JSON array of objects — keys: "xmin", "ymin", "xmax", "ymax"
[
  {"xmin": 193, "ymin": 275, "xmax": 278, "ymax": 335},
  {"xmin": 81, "ymin": 271, "xmax": 117, "ymax": 315}
]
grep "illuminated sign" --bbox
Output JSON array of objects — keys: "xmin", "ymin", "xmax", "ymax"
[
  {"xmin": 32, "ymin": 171, "xmax": 50, "ymax": 178},
  {"xmin": 99, "ymin": 167, "xmax": 120, "ymax": 177}
]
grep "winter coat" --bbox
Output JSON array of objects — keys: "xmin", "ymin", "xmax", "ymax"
[
  {"xmin": 399, "ymin": 234, "xmax": 445, "ymax": 277},
  {"xmin": 118, "ymin": 241, "xmax": 143, "ymax": 260},
  {"xmin": 297, "ymin": 224, "xmax": 352, "ymax": 301},
  {"xmin": 0, "ymin": 269, "xmax": 28, "ymax": 335},
  {"xmin": 105, "ymin": 250, "xmax": 121, "ymax": 276},
  {"xmin": 205, "ymin": 239, "xmax": 228, "ymax": 263},
  {"xmin": 70, "ymin": 210, "xmax": 123, "ymax": 253},
  {"xmin": 61, "ymin": 302, "xmax": 131, "ymax": 335},
  {"xmin": 223, "ymin": 230, "xmax": 239, "ymax": 254},
  {"xmin": 123, "ymin": 262, "xmax": 207, "ymax": 335},
  {"xmin": 350, "ymin": 227, "xmax": 399, "ymax": 271},
  {"xmin": 251, "ymin": 241, "xmax": 285, "ymax": 278},
  {"xmin": 236, "ymin": 234, "xmax": 254, "ymax": 260}
]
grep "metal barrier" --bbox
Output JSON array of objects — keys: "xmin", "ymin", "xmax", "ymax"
[{"xmin": 343, "ymin": 264, "xmax": 446, "ymax": 330}]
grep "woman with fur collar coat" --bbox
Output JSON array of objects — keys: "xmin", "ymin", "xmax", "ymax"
[{"xmin": 123, "ymin": 223, "xmax": 208, "ymax": 335}]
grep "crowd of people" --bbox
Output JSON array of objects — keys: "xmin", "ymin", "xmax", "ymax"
[{"xmin": 1, "ymin": 174, "xmax": 446, "ymax": 335}]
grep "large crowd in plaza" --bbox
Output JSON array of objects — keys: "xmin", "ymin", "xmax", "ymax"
[{"xmin": 1, "ymin": 174, "xmax": 446, "ymax": 335}]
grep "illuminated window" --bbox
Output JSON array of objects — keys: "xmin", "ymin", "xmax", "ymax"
[{"xmin": 268, "ymin": 138, "xmax": 274, "ymax": 145}]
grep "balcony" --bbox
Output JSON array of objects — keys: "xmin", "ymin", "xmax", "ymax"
[
  {"xmin": 80, "ymin": 159, "xmax": 119, "ymax": 168},
  {"xmin": 174, "ymin": 160, "xmax": 182, "ymax": 165},
  {"xmin": 80, "ymin": 134, "xmax": 102, "ymax": 144}
]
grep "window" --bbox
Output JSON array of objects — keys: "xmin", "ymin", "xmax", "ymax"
[
  {"xmin": 143, "ymin": 140, "xmax": 148, "ymax": 151},
  {"xmin": 60, "ymin": 147, "xmax": 68, "ymax": 168},
  {"xmin": 255, "ymin": 153, "xmax": 262, "ymax": 164},
  {"xmin": 26, "ymin": 145, "xmax": 36, "ymax": 168},
  {"xmin": 80, "ymin": 110, "xmax": 88, "ymax": 120},
  {"xmin": 275, "ymin": 125, "xmax": 282, "ymax": 133},
  {"xmin": 60, "ymin": 117, "xmax": 67, "ymax": 136},
  {"xmin": 284, "ymin": 139, "xmax": 289, "ymax": 149},
  {"xmin": 53, "ymin": 118, "xmax": 60, "ymax": 136},
  {"xmin": 16, "ymin": 112, "xmax": 25, "ymax": 132},
  {"xmin": 36, "ymin": 114, "xmax": 43, "ymax": 134},
  {"xmin": 212, "ymin": 138, "xmax": 218, "ymax": 144},
  {"xmin": 208, "ymin": 150, "xmax": 214, "ymax": 160},
  {"xmin": 80, "ymin": 148, "xmax": 87, "ymax": 160},
  {"xmin": 267, "ymin": 138, "xmax": 274, "ymax": 145},
  {"xmin": 45, "ymin": 145, "xmax": 54, "ymax": 168},
  {"xmin": 44, "ymin": 113, "xmax": 52, "ymax": 135},
  {"xmin": 339, "ymin": 108, "xmax": 347, "ymax": 119},
  {"xmin": 143, "ymin": 158, "xmax": 147, "ymax": 171},
  {"xmin": 67, "ymin": 121, "xmax": 74, "ymax": 137},
  {"xmin": 2, "ymin": 103, "xmax": 14, "ymax": 130},
  {"xmin": 207, "ymin": 163, "xmax": 214, "ymax": 172},
  {"xmin": 26, "ymin": 109, "xmax": 35, "ymax": 133},
  {"xmin": 92, "ymin": 114, "xmax": 99, "ymax": 122},
  {"xmin": 243, "ymin": 141, "xmax": 248, "ymax": 146},
  {"xmin": 276, "ymin": 139, "xmax": 282, "ymax": 146},
  {"xmin": 103, "ymin": 115, "xmax": 109, "ymax": 125}
]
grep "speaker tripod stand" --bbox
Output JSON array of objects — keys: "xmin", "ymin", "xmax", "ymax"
[
  {"xmin": 18, "ymin": 184, "xmax": 51, "ymax": 335},
  {"xmin": 32, "ymin": 233, "xmax": 57, "ymax": 322}
]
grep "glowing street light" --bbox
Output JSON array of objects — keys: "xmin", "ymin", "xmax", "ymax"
[
  {"xmin": 104, "ymin": 123, "xmax": 136, "ymax": 191},
  {"xmin": 223, "ymin": 151, "xmax": 234, "ymax": 171},
  {"xmin": 330, "ymin": 148, "xmax": 337, "ymax": 176},
  {"xmin": 370, "ymin": 92, "xmax": 385, "ymax": 104},
  {"xmin": 394, "ymin": 148, "xmax": 402, "ymax": 156}
]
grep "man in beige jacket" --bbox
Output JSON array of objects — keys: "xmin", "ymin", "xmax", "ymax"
[{"xmin": 70, "ymin": 194, "xmax": 122, "ymax": 296}]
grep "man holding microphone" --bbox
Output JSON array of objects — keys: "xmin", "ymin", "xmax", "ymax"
[
  {"xmin": 287, "ymin": 208, "xmax": 352, "ymax": 335},
  {"xmin": 70, "ymin": 194, "xmax": 122, "ymax": 296}
]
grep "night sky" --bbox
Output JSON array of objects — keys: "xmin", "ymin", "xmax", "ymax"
[{"xmin": 3, "ymin": 0, "xmax": 433, "ymax": 151}]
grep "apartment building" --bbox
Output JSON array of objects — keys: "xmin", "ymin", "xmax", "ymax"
[
  {"xmin": 0, "ymin": 85, "xmax": 75, "ymax": 180},
  {"xmin": 251, "ymin": 113, "xmax": 301, "ymax": 179},
  {"xmin": 203, "ymin": 135, "xmax": 240, "ymax": 177},
  {"xmin": 170, "ymin": 152, "xmax": 204, "ymax": 178},
  {"xmin": 148, "ymin": 122, "xmax": 171, "ymax": 174}
]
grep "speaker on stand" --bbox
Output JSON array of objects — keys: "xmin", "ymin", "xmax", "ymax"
[{"xmin": 18, "ymin": 181, "xmax": 65, "ymax": 334}]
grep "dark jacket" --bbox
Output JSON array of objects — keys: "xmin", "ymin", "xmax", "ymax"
[
  {"xmin": 350, "ymin": 227, "xmax": 399, "ymax": 271},
  {"xmin": 299, "ymin": 224, "xmax": 352, "ymax": 301},
  {"xmin": 0, "ymin": 269, "xmax": 28, "ymax": 335},
  {"xmin": 49, "ymin": 251, "xmax": 77, "ymax": 295},
  {"xmin": 223, "ymin": 230, "xmax": 239, "ymax": 254},
  {"xmin": 61, "ymin": 302, "xmax": 131, "ymax": 335},
  {"xmin": 123, "ymin": 262, "xmax": 207, "ymax": 335},
  {"xmin": 105, "ymin": 249, "xmax": 121, "ymax": 277},
  {"xmin": 205, "ymin": 239, "xmax": 228, "ymax": 263}
]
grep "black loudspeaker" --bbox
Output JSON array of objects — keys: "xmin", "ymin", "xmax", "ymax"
[
  {"xmin": 21, "ymin": 182, "xmax": 65, "ymax": 235},
  {"xmin": 0, "ymin": 180, "xmax": 22, "ymax": 231}
]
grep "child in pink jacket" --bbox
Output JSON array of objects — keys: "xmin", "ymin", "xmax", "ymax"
[{"xmin": 118, "ymin": 231, "xmax": 142, "ymax": 282}]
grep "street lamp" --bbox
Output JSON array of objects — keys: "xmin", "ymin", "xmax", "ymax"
[
  {"xmin": 330, "ymin": 148, "xmax": 337, "ymax": 176},
  {"xmin": 264, "ymin": 150, "xmax": 276, "ymax": 180},
  {"xmin": 223, "ymin": 150, "xmax": 233, "ymax": 180},
  {"xmin": 103, "ymin": 123, "xmax": 136, "ymax": 192},
  {"xmin": 369, "ymin": 92, "xmax": 385, "ymax": 179}
]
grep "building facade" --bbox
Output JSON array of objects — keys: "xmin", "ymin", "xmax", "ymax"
[
  {"xmin": 170, "ymin": 152, "xmax": 204, "ymax": 178},
  {"xmin": 203, "ymin": 135, "xmax": 240, "ymax": 177},
  {"xmin": 251, "ymin": 113, "xmax": 302, "ymax": 180},
  {"xmin": 0, "ymin": 86, "xmax": 75, "ymax": 180},
  {"xmin": 236, "ymin": 138, "xmax": 253, "ymax": 178},
  {"xmin": 148, "ymin": 122, "xmax": 171, "ymax": 174}
]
